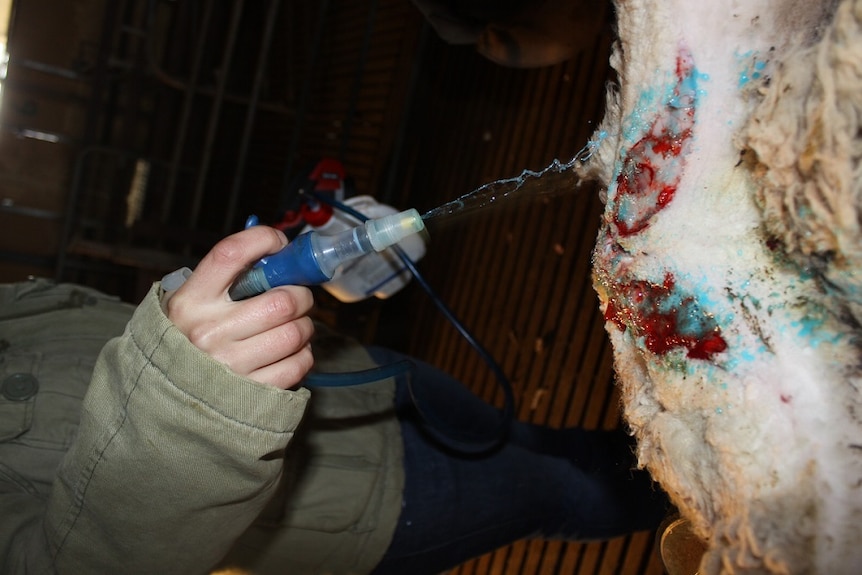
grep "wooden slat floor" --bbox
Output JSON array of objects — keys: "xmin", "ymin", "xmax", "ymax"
[{"xmin": 375, "ymin": 5, "xmax": 669, "ymax": 574}]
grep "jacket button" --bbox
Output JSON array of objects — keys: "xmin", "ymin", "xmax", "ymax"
[{"xmin": 1, "ymin": 373, "xmax": 39, "ymax": 401}]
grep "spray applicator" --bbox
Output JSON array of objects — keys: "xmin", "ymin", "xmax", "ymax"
[{"xmin": 228, "ymin": 209, "xmax": 426, "ymax": 300}]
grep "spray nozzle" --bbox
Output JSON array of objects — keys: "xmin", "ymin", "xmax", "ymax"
[
  {"xmin": 365, "ymin": 209, "xmax": 425, "ymax": 250},
  {"xmin": 229, "ymin": 208, "xmax": 425, "ymax": 300}
]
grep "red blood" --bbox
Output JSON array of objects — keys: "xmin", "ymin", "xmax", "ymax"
[
  {"xmin": 612, "ymin": 51, "xmax": 696, "ymax": 237},
  {"xmin": 605, "ymin": 273, "xmax": 728, "ymax": 361},
  {"xmin": 599, "ymin": 47, "xmax": 727, "ymax": 362}
]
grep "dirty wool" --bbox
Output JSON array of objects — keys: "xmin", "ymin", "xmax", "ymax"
[{"xmin": 577, "ymin": 0, "xmax": 862, "ymax": 572}]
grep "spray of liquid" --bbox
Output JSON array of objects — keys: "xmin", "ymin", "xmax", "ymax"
[{"xmin": 420, "ymin": 134, "xmax": 604, "ymax": 226}]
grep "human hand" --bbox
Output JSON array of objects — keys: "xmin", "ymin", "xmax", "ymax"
[{"xmin": 163, "ymin": 226, "xmax": 314, "ymax": 390}]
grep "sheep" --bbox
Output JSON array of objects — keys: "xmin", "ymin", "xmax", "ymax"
[{"xmin": 576, "ymin": 0, "xmax": 862, "ymax": 572}]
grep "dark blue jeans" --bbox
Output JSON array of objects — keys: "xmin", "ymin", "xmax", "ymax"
[{"xmin": 366, "ymin": 347, "xmax": 669, "ymax": 575}]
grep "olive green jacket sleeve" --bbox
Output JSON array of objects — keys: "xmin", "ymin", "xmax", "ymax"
[{"xmin": 3, "ymin": 284, "xmax": 310, "ymax": 574}]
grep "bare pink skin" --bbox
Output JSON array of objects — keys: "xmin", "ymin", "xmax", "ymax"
[
  {"xmin": 580, "ymin": 0, "xmax": 862, "ymax": 572},
  {"xmin": 164, "ymin": 226, "xmax": 315, "ymax": 390}
]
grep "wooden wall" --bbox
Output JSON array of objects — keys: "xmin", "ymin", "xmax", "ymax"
[{"xmin": 385, "ymin": 3, "xmax": 669, "ymax": 573}]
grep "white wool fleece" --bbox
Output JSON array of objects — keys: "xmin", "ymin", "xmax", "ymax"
[{"xmin": 577, "ymin": 0, "xmax": 862, "ymax": 573}]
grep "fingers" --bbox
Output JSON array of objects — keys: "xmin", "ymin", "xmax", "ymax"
[
  {"xmin": 217, "ymin": 319, "xmax": 316, "ymax": 389},
  {"xmin": 176, "ymin": 285, "xmax": 313, "ymax": 347},
  {"xmin": 226, "ymin": 285, "xmax": 314, "ymax": 341},
  {"xmin": 184, "ymin": 226, "xmax": 288, "ymax": 300},
  {"xmin": 247, "ymin": 342, "xmax": 315, "ymax": 390},
  {"xmin": 161, "ymin": 225, "xmax": 317, "ymax": 390},
  {"xmin": 201, "ymin": 292, "xmax": 314, "ymax": 370},
  {"xmin": 170, "ymin": 286, "xmax": 315, "ymax": 384}
]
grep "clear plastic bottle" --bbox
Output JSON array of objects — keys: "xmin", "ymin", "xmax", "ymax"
[
  {"xmin": 302, "ymin": 196, "xmax": 428, "ymax": 303},
  {"xmin": 229, "ymin": 199, "xmax": 426, "ymax": 301}
]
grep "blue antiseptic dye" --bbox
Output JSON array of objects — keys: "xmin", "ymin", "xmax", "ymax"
[
  {"xmin": 737, "ymin": 51, "xmax": 769, "ymax": 88},
  {"xmin": 790, "ymin": 312, "xmax": 843, "ymax": 348},
  {"xmin": 622, "ymin": 86, "xmax": 661, "ymax": 145}
]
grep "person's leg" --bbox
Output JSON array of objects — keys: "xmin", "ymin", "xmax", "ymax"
[{"xmin": 366, "ymin": 347, "xmax": 668, "ymax": 575}]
